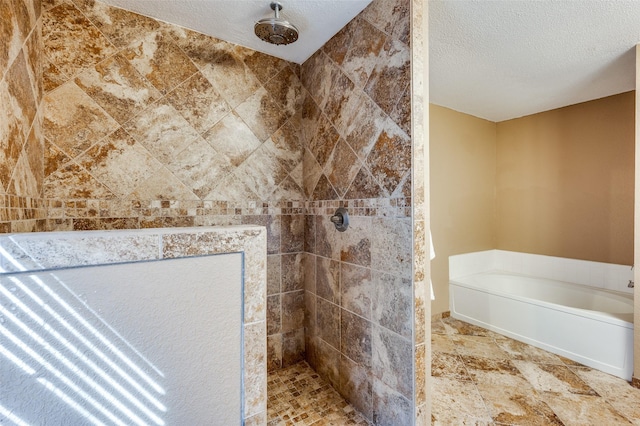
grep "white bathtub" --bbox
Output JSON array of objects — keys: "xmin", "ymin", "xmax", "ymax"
[{"xmin": 450, "ymin": 271, "xmax": 634, "ymax": 380}]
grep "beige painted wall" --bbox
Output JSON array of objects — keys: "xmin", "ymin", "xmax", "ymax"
[
  {"xmin": 496, "ymin": 92, "xmax": 635, "ymax": 265},
  {"xmin": 430, "ymin": 105, "xmax": 496, "ymax": 315}
]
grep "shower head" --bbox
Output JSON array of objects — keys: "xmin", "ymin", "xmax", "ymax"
[{"xmin": 254, "ymin": 2, "xmax": 299, "ymax": 46}]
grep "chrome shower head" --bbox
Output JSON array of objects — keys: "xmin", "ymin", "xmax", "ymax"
[{"xmin": 254, "ymin": 2, "xmax": 299, "ymax": 46}]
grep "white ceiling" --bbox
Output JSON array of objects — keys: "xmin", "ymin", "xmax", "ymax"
[
  {"xmin": 430, "ymin": 0, "xmax": 640, "ymax": 122},
  {"xmin": 100, "ymin": 0, "xmax": 372, "ymax": 64}
]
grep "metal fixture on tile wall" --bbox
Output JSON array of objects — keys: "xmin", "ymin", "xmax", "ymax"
[
  {"xmin": 330, "ymin": 207, "xmax": 349, "ymax": 232},
  {"xmin": 254, "ymin": 2, "xmax": 299, "ymax": 45}
]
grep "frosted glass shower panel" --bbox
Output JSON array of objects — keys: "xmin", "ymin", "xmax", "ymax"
[{"xmin": 0, "ymin": 253, "xmax": 243, "ymax": 425}]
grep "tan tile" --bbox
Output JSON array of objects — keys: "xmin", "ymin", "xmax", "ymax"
[
  {"xmin": 372, "ymin": 325, "xmax": 413, "ymax": 399},
  {"xmin": 165, "ymin": 72, "xmax": 231, "ymax": 134},
  {"xmin": 43, "ymin": 81, "xmax": 119, "ymax": 158},
  {"xmin": 43, "ymin": 54, "xmax": 68, "ymax": 93},
  {"xmin": 302, "ymin": 149, "xmax": 322, "ymax": 198},
  {"xmin": 236, "ymin": 46, "xmax": 289, "ymax": 85},
  {"xmin": 341, "ymin": 310, "xmax": 372, "ymax": 368},
  {"xmin": 43, "ymin": 2, "xmax": 117, "ymax": 78},
  {"xmin": 345, "ymin": 167, "xmax": 387, "ymax": 199},
  {"xmin": 442, "ymin": 315, "xmax": 498, "ymax": 337},
  {"xmin": 271, "ymin": 176, "xmax": 304, "ymax": 203},
  {"xmin": 341, "ymin": 18, "xmax": 387, "ymax": 89},
  {"xmin": 365, "ymin": 117, "xmax": 411, "ymax": 196},
  {"xmin": 122, "ymin": 100, "xmax": 200, "ymax": 165},
  {"xmin": 77, "ymin": 127, "xmax": 162, "ymax": 198},
  {"xmin": 432, "ymin": 351, "xmax": 472, "ymax": 381},
  {"xmin": 513, "ymin": 361, "xmax": 598, "ymax": 396},
  {"xmin": 372, "ymin": 271, "xmax": 412, "ymax": 338},
  {"xmin": 361, "ymin": 0, "xmax": 410, "ymax": 45},
  {"xmin": 126, "ymin": 167, "xmax": 199, "ymax": 201},
  {"xmin": 541, "ymin": 392, "xmax": 632, "ymax": 426},
  {"xmin": 43, "ymin": 161, "xmax": 115, "ymax": 199},
  {"xmin": 235, "ymin": 87, "xmax": 289, "ymax": 142},
  {"xmin": 308, "ymin": 116, "xmax": 340, "ymax": 169},
  {"xmin": 572, "ymin": 367, "xmax": 640, "ymax": 424},
  {"xmin": 165, "ymin": 137, "xmax": 232, "ymax": 199},
  {"xmin": 431, "ymin": 376, "xmax": 492, "ymax": 425},
  {"xmin": 0, "ymin": 1, "xmax": 23, "ymax": 81},
  {"xmin": 264, "ymin": 66, "xmax": 302, "ymax": 118},
  {"xmin": 122, "ymin": 31, "xmax": 198, "ymax": 95},
  {"xmin": 453, "ymin": 335, "xmax": 510, "ymax": 360},
  {"xmin": 364, "ymin": 38, "xmax": 410, "ymax": 116},
  {"xmin": 235, "ymin": 141, "xmax": 289, "ymax": 201},
  {"xmin": 495, "ymin": 337, "xmax": 564, "ymax": 364},
  {"xmin": 74, "ymin": 53, "xmax": 162, "ymax": 125},
  {"xmin": 202, "ymin": 111, "xmax": 261, "ymax": 167},
  {"xmin": 324, "ymin": 138, "xmax": 360, "ymax": 198},
  {"xmin": 341, "ymin": 262, "xmax": 372, "ymax": 319},
  {"xmin": 321, "ymin": 16, "xmax": 358, "ymax": 66},
  {"xmin": 269, "ymin": 119, "xmax": 303, "ymax": 174}
]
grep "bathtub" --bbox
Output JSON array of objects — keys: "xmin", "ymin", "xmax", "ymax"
[{"xmin": 449, "ymin": 251, "xmax": 634, "ymax": 381}]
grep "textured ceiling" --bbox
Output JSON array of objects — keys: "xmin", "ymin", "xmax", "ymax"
[
  {"xmin": 430, "ymin": 0, "xmax": 640, "ymax": 122},
  {"xmin": 100, "ymin": 0, "xmax": 372, "ymax": 64}
]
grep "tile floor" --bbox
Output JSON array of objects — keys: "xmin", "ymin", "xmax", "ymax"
[
  {"xmin": 268, "ymin": 316, "xmax": 640, "ymax": 425},
  {"xmin": 267, "ymin": 361, "xmax": 370, "ymax": 425},
  {"xmin": 432, "ymin": 315, "xmax": 640, "ymax": 425}
]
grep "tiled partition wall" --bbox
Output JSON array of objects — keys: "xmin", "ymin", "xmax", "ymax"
[
  {"xmin": 39, "ymin": 0, "xmax": 305, "ymax": 369},
  {"xmin": 0, "ymin": 0, "xmax": 45, "ymax": 226},
  {"xmin": 300, "ymin": 0, "xmax": 416, "ymax": 423}
]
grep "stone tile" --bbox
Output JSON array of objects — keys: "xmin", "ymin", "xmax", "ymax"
[
  {"xmin": 474, "ymin": 369, "xmax": 563, "ymax": 426},
  {"xmin": 269, "ymin": 120, "xmax": 302, "ymax": 174},
  {"xmin": 245, "ymin": 321, "xmax": 267, "ymax": 419},
  {"xmin": 573, "ymin": 367, "xmax": 640, "ymax": 423},
  {"xmin": 235, "ymin": 87, "xmax": 289, "ymax": 143},
  {"xmin": 339, "ymin": 355, "xmax": 373, "ymax": 422},
  {"xmin": 339, "ymin": 216, "xmax": 373, "ymax": 267},
  {"xmin": 321, "ymin": 16, "xmax": 357, "ymax": 66},
  {"xmin": 165, "ymin": 71, "xmax": 231, "ymax": 134},
  {"xmin": 203, "ymin": 111, "xmax": 261, "ymax": 167},
  {"xmin": 304, "ymin": 214, "xmax": 316, "ymax": 254},
  {"xmin": 43, "ymin": 161, "xmax": 115, "ymax": 199},
  {"xmin": 311, "ymin": 175, "xmax": 339, "ymax": 201},
  {"xmin": 282, "ymin": 329, "xmax": 304, "ymax": 367},
  {"xmin": 432, "ymin": 351, "xmax": 472, "ymax": 381},
  {"xmin": 126, "ymin": 167, "xmax": 199, "ymax": 201},
  {"xmin": 267, "ymin": 361, "xmax": 369, "ymax": 426},
  {"xmin": 266, "ymin": 254, "xmax": 281, "ymax": 295},
  {"xmin": 513, "ymin": 361, "xmax": 598, "ymax": 396},
  {"xmin": 267, "ymin": 333, "xmax": 282, "ymax": 372},
  {"xmin": 300, "ymin": 91, "xmax": 322, "ymax": 146},
  {"xmin": 442, "ymin": 315, "xmax": 498, "ymax": 337},
  {"xmin": 165, "ymin": 137, "xmax": 232, "ymax": 199},
  {"xmin": 453, "ymin": 335, "xmax": 509, "ymax": 360},
  {"xmin": 242, "ymin": 215, "xmax": 281, "ymax": 255},
  {"xmin": 43, "ymin": 81, "xmax": 119, "ymax": 158},
  {"xmin": 345, "ymin": 167, "xmax": 388, "ymax": 199},
  {"xmin": 74, "ymin": 0, "xmax": 163, "ymax": 48},
  {"xmin": 281, "ymin": 253, "xmax": 303, "ymax": 292},
  {"xmin": 0, "ymin": 1, "xmax": 23, "ymax": 81},
  {"xmin": 43, "ymin": 2, "xmax": 117, "ymax": 78},
  {"xmin": 495, "ymin": 337, "xmax": 565, "ymax": 364},
  {"xmin": 308, "ymin": 115, "xmax": 340, "ymax": 168},
  {"xmin": 372, "ymin": 325, "xmax": 412, "ymax": 399},
  {"xmin": 323, "ymin": 70, "xmax": 356, "ymax": 126},
  {"xmin": 371, "ymin": 217, "xmax": 411, "ymax": 277},
  {"xmin": 235, "ymin": 142, "xmax": 289, "ymax": 201},
  {"xmin": 280, "ymin": 214, "xmax": 304, "ymax": 253},
  {"xmin": 372, "ymin": 271, "xmax": 412, "ymax": 338},
  {"xmin": 541, "ymin": 392, "xmax": 632, "ymax": 426},
  {"xmin": 43, "ymin": 54, "xmax": 67, "ymax": 93},
  {"xmin": 302, "ymin": 148, "xmax": 322, "ymax": 198},
  {"xmin": 364, "ymin": 38, "xmax": 410, "ymax": 116},
  {"xmin": 316, "ymin": 256, "xmax": 340, "ymax": 304},
  {"xmin": 390, "ymin": 83, "xmax": 411, "ymax": 136},
  {"xmin": 361, "ymin": 0, "xmax": 410, "ymax": 46},
  {"xmin": 197, "ymin": 43, "xmax": 262, "ymax": 108},
  {"xmin": 281, "ymin": 290, "xmax": 304, "ymax": 334},
  {"xmin": 432, "ymin": 333, "xmax": 458, "ymax": 354},
  {"xmin": 122, "ymin": 31, "xmax": 198, "ymax": 95},
  {"xmin": 302, "ymin": 253, "xmax": 316, "ymax": 294},
  {"xmin": 341, "ymin": 310, "xmax": 371, "ymax": 368},
  {"xmin": 431, "ymin": 376, "xmax": 492, "ymax": 425},
  {"xmin": 123, "ymin": 100, "xmax": 200, "ymax": 165},
  {"xmin": 340, "ymin": 262, "xmax": 372, "ymax": 320},
  {"xmin": 304, "ymin": 291, "xmax": 316, "ymax": 334},
  {"xmin": 266, "ymin": 294, "xmax": 281, "ymax": 335},
  {"xmin": 204, "ymin": 170, "xmax": 258, "ymax": 201},
  {"xmin": 372, "ymin": 378, "xmax": 412, "ymax": 426},
  {"xmin": 315, "ymin": 337, "xmax": 340, "ymax": 389},
  {"xmin": 341, "ymin": 17, "xmax": 387, "ymax": 89},
  {"xmin": 77, "ymin": 127, "xmax": 162, "ymax": 198},
  {"xmin": 317, "ymin": 297, "xmax": 340, "ymax": 350},
  {"xmin": 366, "ymin": 118, "xmax": 412, "ymax": 196},
  {"xmin": 237, "ymin": 47, "xmax": 288, "ymax": 85},
  {"xmin": 74, "ymin": 53, "xmax": 162, "ymax": 125},
  {"xmin": 264, "ymin": 66, "xmax": 302, "ymax": 118},
  {"xmin": 415, "ymin": 344, "xmax": 426, "ymax": 407},
  {"xmin": 324, "ymin": 138, "xmax": 361, "ymax": 198}
]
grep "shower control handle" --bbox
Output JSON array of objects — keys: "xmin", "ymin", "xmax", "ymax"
[{"xmin": 330, "ymin": 208, "xmax": 349, "ymax": 232}]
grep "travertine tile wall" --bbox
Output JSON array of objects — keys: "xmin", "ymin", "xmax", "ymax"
[
  {"xmin": 299, "ymin": 0, "xmax": 416, "ymax": 423},
  {"xmin": 2, "ymin": 0, "xmax": 423, "ymax": 423},
  {"xmin": 0, "ymin": 0, "xmax": 45, "ymax": 229}
]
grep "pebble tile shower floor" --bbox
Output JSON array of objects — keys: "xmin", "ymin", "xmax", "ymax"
[
  {"xmin": 432, "ymin": 315, "xmax": 640, "ymax": 425},
  {"xmin": 267, "ymin": 362, "xmax": 370, "ymax": 425}
]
